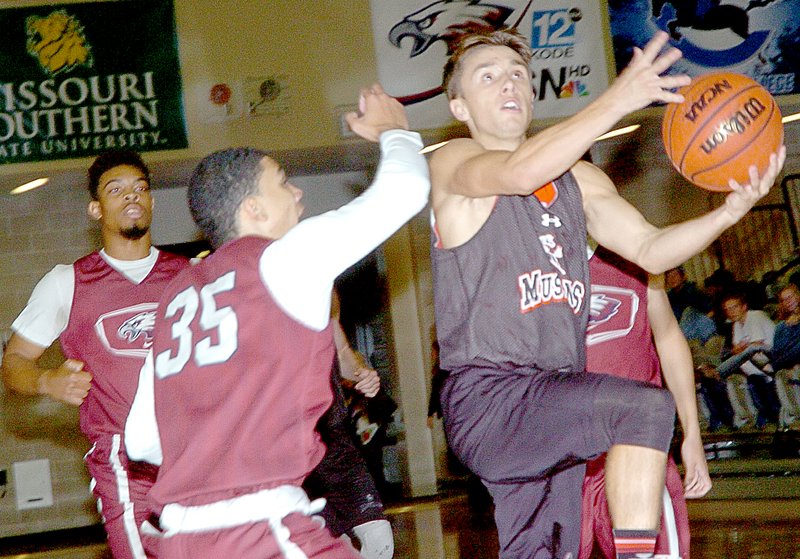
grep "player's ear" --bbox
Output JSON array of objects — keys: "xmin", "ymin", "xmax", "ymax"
[
  {"xmin": 87, "ymin": 200, "xmax": 102, "ymax": 221},
  {"xmin": 242, "ymin": 196, "xmax": 266, "ymax": 221},
  {"xmin": 449, "ymin": 98, "xmax": 470, "ymax": 122}
]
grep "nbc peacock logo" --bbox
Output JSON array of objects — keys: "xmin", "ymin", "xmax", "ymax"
[{"xmin": 25, "ymin": 10, "xmax": 93, "ymax": 76}]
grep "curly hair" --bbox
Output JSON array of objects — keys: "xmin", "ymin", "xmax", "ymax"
[
  {"xmin": 87, "ymin": 150, "xmax": 150, "ymax": 200},
  {"xmin": 442, "ymin": 27, "xmax": 533, "ymax": 100},
  {"xmin": 188, "ymin": 147, "xmax": 268, "ymax": 249}
]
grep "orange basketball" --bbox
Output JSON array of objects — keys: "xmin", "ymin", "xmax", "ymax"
[{"xmin": 662, "ymin": 72, "xmax": 783, "ymax": 192}]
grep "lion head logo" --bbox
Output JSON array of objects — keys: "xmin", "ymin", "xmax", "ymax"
[
  {"xmin": 118, "ymin": 311, "xmax": 156, "ymax": 346},
  {"xmin": 26, "ymin": 10, "xmax": 93, "ymax": 76}
]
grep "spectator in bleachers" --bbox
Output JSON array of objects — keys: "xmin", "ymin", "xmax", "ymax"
[
  {"xmin": 770, "ymin": 284, "xmax": 800, "ymax": 430},
  {"xmin": 715, "ymin": 292, "xmax": 781, "ymax": 430},
  {"xmin": 683, "ymin": 306, "xmax": 734, "ymax": 432},
  {"xmin": 665, "ymin": 266, "xmax": 712, "ymax": 322}
]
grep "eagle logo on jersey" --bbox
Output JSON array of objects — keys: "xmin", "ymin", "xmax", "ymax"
[
  {"xmin": 588, "ymin": 293, "xmax": 622, "ymax": 326},
  {"xmin": 94, "ymin": 303, "xmax": 158, "ymax": 358},
  {"xmin": 118, "ymin": 311, "xmax": 156, "ymax": 345},
  {"xmin": 586, "ymin": 285, "xmax": 639, "ymax": 345}
]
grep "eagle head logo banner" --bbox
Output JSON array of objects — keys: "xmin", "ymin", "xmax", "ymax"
[{"xmin": 370, "ymin": 0, "xmax": 611, "ymax": 130}]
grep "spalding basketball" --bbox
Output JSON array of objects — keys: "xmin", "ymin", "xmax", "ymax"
[{"xmin": 662, "ymin": 72, "xmax": 783, "ymax": 192}]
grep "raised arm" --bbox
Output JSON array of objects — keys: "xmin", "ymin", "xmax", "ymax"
[
  {"xmin": 578, "ymin": 146, "xmax": 785, "ymax": 275},
  {"xmin": 262, "ymin": 85, "xmax": 430, "ymax": 331},
  {"xmin": 648, "ymin": 274, "xmax": 711, "ymax": 498},
  {"xmin": 432, "ymin": 31, "xmax": 690, "ymax": 201}
]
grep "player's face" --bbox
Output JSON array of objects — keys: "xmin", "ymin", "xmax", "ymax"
[
  {"xmin": 449, "ymin": 45, "xmax": 533, "ymax": 147},
  {"xmin": 722, "ymin": 299, "xmax": 747, "ymax": 323},
  {"xmin": 255, "ymin": 156, "xmax": 304, "ymax": 239},
  {"xmin": 90, "ymin": 164, "xmax": 153, "ymax": 240},
  {"xmin": 779, "ymin": 286, "xmax": 800, "ymax": 316}
]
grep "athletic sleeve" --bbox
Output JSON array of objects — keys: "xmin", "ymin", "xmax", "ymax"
[
  {"xmin": 11, "ymin": 264, "xmax": 75, "ymax": 347},
  {"xmin": 261, "ymin": 129, "xmax": 430, "ymax": 331},
  {"xmin": 125, "ymin": 350, "xmax": 163, "ymax": 465}
]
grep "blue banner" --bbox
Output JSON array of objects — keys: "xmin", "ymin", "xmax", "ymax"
[{"xmin": 608, "ymin": 0, "xmax": 800, "ymax": 96}]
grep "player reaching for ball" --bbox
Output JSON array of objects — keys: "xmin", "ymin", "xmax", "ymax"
[{"xmin": 430, "ymin": 27, "xmax": 785, "ymax": 559}]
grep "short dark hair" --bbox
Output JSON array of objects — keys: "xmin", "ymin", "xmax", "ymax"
[
  {"xmin": 442, "ymin": 27, "xmax": 533, "ymax": 100},
  {"xmin": 87, "ymin": 150, "xmax": 150, "ymax": 200},
  {"xmin": 721, "ymin": 290, "xmax": 748, "ymax": 307},
  {"xmin": 188, "ymin": 147, "xmax": 267, "ymax": 249}
]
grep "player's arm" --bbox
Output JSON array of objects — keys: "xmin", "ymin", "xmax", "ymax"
[
  {"xmin": 262, "ymin": 84, "xmax": 430, "ymax": 331},
  {"xmin": 2, "ymin": 334, "xmax": 90, "ymax": 406},
  {"xmin": 647, "ymin": 274, "xmax": 711, "ymax": 498},
  {"xmin": 2, "ymin": 265, "xmax": 91, "ymax": 406},
  {"xmin": 125, "ymin": 351, "xmax": 162, "ymax": 465},
  {"xmin": 578, "ymin": 152, "xmax": 784, "ymax": 275},
  {"xmin": 432, "ymin": 32, "xmax": 690, "ymax": 201},
  {"xmin": 332, "ymin": 317, "xmax": 380, "ymax": 398}
]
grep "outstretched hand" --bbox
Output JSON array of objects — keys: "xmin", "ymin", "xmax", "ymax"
[
  {"xmin": 39, "ymin": 359, "xmax": 92, "ymax": 406},
  {"xmin": 345, "ymin": 83, "xmax": 409, "ymax": 142},
  {"xmin": 605, "ymin": 31, "xmax": 691, "ymax": 116},
  {"xmin": 681, "ymin": 434, "xmax": 712, "ymax": 499},
  {"xmin": 724, "ymin": 146, "xmax": 786, "ymax": 220}
]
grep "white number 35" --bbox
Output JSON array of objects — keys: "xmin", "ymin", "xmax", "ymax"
[{"xmin": 155, "ymin": 271, "xmax": 238, "ymax": 379}]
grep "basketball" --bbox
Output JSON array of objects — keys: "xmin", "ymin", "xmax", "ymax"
[{"xmin": 662, "ymin": 72, "xmax": 783, "ymax": 192}]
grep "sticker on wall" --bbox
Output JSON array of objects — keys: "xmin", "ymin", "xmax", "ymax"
[
  {"xmin": 198, "ymin": 79, "xmax": 243, "ymax": 123},
  {"xmin": 246, "ymin": 75, "xmax": 290, "ymax": 117}
]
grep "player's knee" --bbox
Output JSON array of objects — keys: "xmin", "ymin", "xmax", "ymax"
[
  {"xmin": 352, "ymin": 519, "xmax": 394, "ymax": 559},
  {"xmin": 638, "ymin": 384, "xmax": 676, "ymax": 428},
  {"xmin": 609, "ymin": 384, "xmax": 675, "ymax": 450}
]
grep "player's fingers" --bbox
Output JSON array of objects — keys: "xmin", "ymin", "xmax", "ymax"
[
  {"xmin": 371, "ymin": 83, "xmax": 386, "ymax": 96},
  {"xmin": 649, "ymin": 47, "xmax": 683, "ymax": 75},
  {"xmin": 640, "ymin": 31, "xmax": 671, "ymax": 62},
  {"xmin": 657, "ymin": 74, "xmax": 691, "ymax": 91}
]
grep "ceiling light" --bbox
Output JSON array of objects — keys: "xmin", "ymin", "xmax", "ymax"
[
  {"xmin": 783, "ymin": 112, "xmax": 800, "ymax": 124},
  {"xmin": 419, "ymin": 140, "xmax": 449, "ymax": 154},
  {"xmin": 10, "ymin": 177, "xmax": 49, "ymax": 195},
  {"xmin": 595, "ymin": 124, "xmax": 641, "ymax": 142}
]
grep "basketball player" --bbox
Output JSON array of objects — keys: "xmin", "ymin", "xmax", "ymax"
[
  {"xmin": 303, "ymin": 315, "xmax": 393, "ymax": 558},
  {"xmin": 431, "ymin": 28, "xmax": 785, "ymax": 559},
  {"xmin": 1, "ymin": 151, "xmax": 189, "ymax": 559},
  {"xmin": 580, "ymin": 245, "xmax": 712, "ymax": 559},
  {"xmin": 124, "ymin": 83, "xmax": 429, "ymax": 558}
]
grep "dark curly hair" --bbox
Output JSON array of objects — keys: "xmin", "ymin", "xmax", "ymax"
[
  {"xmin": 188, "ymin": 147, "xmax": 268, "ymax": 249},
  {"xmin": 87, "ymin": 150, "xmax": 150, "ymax": 200}
]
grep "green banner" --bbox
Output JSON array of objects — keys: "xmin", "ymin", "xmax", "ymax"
[{"xmin": 0, "ymin": 0, "xmax": 188, "ymax": 164}]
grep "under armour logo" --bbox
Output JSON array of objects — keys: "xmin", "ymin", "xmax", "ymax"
[{"xmin": 541, "ymin": 213, "xmax": 562, "ymax": 228}]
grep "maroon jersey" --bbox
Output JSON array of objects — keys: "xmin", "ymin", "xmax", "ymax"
[
  {"xmin": 60, "ymin": 250, "xmax": 189, "ymax": 441},
  {"xmin": 583, "ymin": 246, "xmax": 689, "ymax": 558},
  {"xmin": 149, "ymin": 236, "xmax": 335, "ymax": 510},
  {"xmin": 586, "ymin": 246, "xmax": 660, "ymax": 385}
]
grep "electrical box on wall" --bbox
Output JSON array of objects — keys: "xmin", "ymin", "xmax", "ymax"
[{"xmin": 12, "ymin": 459, "xmax": 54, "ymax": 510}]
